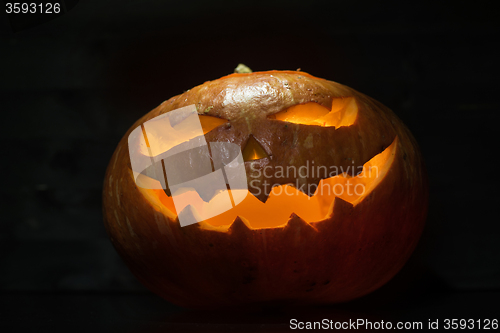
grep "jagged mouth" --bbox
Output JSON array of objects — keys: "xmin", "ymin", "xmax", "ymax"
[{"xmin": 136, "ymin": 136, "xmax": 397, "ymax": 230}]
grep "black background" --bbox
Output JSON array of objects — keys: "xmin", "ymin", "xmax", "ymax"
[{"xmin": 1, "ymin": 0, "xmax": 499, "ymax": 331}]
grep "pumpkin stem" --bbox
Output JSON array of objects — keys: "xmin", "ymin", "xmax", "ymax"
[{"xmin": 235, "ymin": 63, "xmax": 252, "ymax": 73}]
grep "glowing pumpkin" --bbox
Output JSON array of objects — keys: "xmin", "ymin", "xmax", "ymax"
[{"xmin": 102, "ymin": 69, "xmax": 428, "ymax": 308}]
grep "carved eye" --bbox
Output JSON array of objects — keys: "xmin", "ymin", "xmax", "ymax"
[
  {"xmin": 199, "ymin": 115, "xmax": 270, "ymax": 162},
  {"xmin": 268, "ymin": 97, "xmax": 358, "ymax": 128},
  {"xmin": 242, "ymin": 135, "xmax": 269, "ymax": 162},
  {"xmin": 198, "ymin": 115, "xmax": 228, "ymax": 134}
]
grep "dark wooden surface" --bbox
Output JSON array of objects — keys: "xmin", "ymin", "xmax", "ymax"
[{"xmin": 1, "ymin": 290, "xmax": 499, "ymax": 331}]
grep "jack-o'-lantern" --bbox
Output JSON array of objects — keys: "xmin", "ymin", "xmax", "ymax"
[{"xmin": 102, "ymin": 68, "xmax": 428, "ymax": 308}]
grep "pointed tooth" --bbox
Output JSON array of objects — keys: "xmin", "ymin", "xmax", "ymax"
[
  {"xmin": 228, "ymin": 216, "xmax": 252, "ymax": 234},
  {"xmin": 283, "ymin": 213, "xmax": 318, "ymax": 246},
  {"xmin": 285, "ymin": 213, "xmax": 318, "ymax": 232},
  {"xmin": 331, "ymin": 196, "xmax": 354, "ymax": 220}
]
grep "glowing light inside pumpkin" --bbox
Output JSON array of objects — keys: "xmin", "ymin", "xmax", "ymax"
[
  {"xmin": 268, "ymin": 97, "xmax": 358, "ymax": 128},
  {"xmin": 138, "ymin": 137, "xmax": 397, "ymax": 230},
  {"xmin": 199, "ymin": 115, "xmax": 228, "ymax": 134},
  {"xmin": 138, "ymin": 115, "xmax": 228, "ymax": 157},
  {"xmin": 242, "ymin": 135, "xmax": 269, "ymax": 161}
]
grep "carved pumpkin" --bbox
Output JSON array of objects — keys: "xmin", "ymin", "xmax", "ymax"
[{"xmin": 102, "ymin": 69, "xmax": 428, "ymax": 308}]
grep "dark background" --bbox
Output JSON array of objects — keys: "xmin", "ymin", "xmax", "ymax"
[{"xmin": 1, "ymin": 0, "xmax": 499, "ymax": 331}]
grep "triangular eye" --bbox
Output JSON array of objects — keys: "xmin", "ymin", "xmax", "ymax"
[
  {"xmin": 267, "ymin": 98, "xmax": 358, "ymax": 128},
  {"xmin": 199, "ymin": 115, "xmax": 228, "ymax": 134},
  {"xmin": 242, "ymin": 135, "xmax": 269, "ymax": 162}
]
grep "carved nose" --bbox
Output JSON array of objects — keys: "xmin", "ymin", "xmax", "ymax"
[{"xmin": 242, "ymin": 135, "xmax": 269, "ymax": 162}]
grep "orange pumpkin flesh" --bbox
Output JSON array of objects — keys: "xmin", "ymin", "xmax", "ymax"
[{"xmin": 103, "ymin": 70, "xmax": 428, "ymax": 308}]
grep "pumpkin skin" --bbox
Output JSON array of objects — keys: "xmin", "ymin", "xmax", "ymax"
[{"xmin": 102, "ymin": 70, "xmax": 428, "ymax": 308}]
